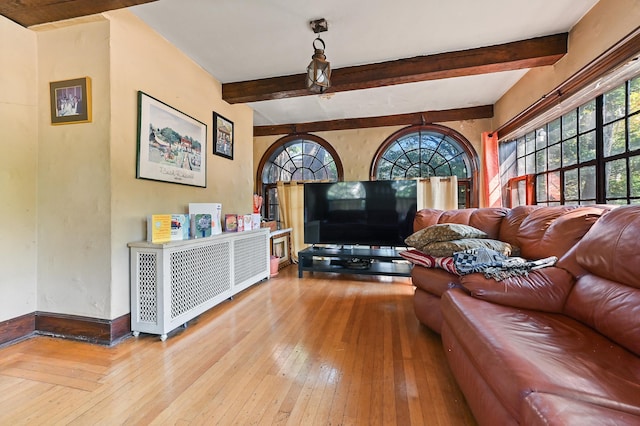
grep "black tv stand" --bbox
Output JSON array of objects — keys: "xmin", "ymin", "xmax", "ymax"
[{"xmin": 297, "ymin": 246, "xmax": 411, "ymax": 278}]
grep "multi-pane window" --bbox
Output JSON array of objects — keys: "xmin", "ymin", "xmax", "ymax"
[
  {"xmin": 510, "ymin": 74, "xmax": 640, "ymax": 206},
  {"xmin": 259, "ymin": 135, "xmax": 342, "ymax": 223},
  {"xmin": 372, "ymin": 125, "xmax": 478, "ymax": 208}
]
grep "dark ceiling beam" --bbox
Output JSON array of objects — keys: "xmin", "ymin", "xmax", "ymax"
[
  {"xmin": 253, "ymin": 105, "xmax": 493, "ymax": 137},
  {"xmin": 0, "ymin": 0, "xmax": 158, "ymax": 27},
  {"xmin": 224, "ymin": 33, "xmax": 568, "ymax": 104}
]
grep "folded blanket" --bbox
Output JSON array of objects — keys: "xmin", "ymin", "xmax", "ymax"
[{"xmin": 453, "ymin": 247, "xmax": 557, "ymax": 281}]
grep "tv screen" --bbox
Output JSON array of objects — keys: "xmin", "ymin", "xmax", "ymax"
[{"xmin": 304, "ymin": 180, "xmax": 417, "ymax": 247}]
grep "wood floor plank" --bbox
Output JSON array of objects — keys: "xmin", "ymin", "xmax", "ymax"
[{"xmin": 0, "ymin": 266, "xmax": 476, "ymax": 425}]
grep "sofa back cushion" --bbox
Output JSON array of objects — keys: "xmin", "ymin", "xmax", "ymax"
[
  {"xmin": 516, "ymin": 206, "xmax": 607, "ymax": 260},
  {"xmin": 413, "ymin": 207, "xmax": 508, "ymax": 239},
  {"xmin": 498, "ymin": 205, "xmax": 539, "ymax": 247},
  {"xmin": 564, "ymin": 205, "xmax": 640, "ymax": 356}
]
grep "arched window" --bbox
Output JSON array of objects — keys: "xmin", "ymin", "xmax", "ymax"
[
  {"xmin": 257, "ymin": 134, "xmax": 343, "ymax": 223},
  {"xmin": 371, "ymin": 124, "xmax": 479, "ymax": 207}
]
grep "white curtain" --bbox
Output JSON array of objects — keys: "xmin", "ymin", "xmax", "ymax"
[
  {"xmin": 416, "ymin": 176, "xmax": 458, "ymax": 210},
  {"xmin": 276, "ymin": 181, "xmax": 307, "ymax": 262}
]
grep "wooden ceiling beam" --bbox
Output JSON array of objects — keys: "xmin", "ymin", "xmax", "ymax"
[
  {"xmin": 224, "ymin": 33, "xmax": 568, "ymax": 104},
  {"xmin": 253, "ymin": 105, "xmax": 493, "ymax": 137},
  {"xmin": 0, "ymin": 0, "xmax": 158, "ymax": 27}
]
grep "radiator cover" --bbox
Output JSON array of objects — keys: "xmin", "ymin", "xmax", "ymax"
[{"xmin": 129, "ymin": 229, "xmax": 270, "ymax": 340}]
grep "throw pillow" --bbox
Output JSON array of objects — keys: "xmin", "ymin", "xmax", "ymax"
[
  {"xmin": 421, "ymin": 238, "xmax": 513, "ymax": 258},
  {"xmin": 405, "ymin": 223, "xmax": 488, "ymax": 252},
  {"xmin": 399, "ymin": 249, "xmax": 459, "ymax": 275}
]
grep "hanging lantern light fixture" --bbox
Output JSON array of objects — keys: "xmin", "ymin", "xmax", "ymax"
[{"xmin": 306, "ymin": 18, "xmax": 331, "ymax": 94}]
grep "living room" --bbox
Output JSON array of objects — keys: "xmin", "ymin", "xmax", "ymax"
[{"xmin": 1, "ymin": 0, "xmax": 639, "ymax": 423}]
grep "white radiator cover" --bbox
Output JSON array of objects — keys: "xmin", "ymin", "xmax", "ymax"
[{"xmin": 128, "ymin": 228, "xmax": 270, "ymax": 340}]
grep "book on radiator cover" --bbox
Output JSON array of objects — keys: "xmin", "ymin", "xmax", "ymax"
[{"xmin": 188, "ymin": 203, "xmax": 222, "ymax": 235}]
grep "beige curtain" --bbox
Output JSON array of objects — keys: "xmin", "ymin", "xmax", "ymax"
[
  {"xmin": 276, "ymin": 181, "xmax": 307, "ymax": 262},
  {"xmin": 416, "ymin": 176, "xmax": 458, "ymax": 210}
]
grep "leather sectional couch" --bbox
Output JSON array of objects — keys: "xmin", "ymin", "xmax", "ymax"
[{"xmin": 408, "ymin": 204, "xmax": 640, "ymax": 425}]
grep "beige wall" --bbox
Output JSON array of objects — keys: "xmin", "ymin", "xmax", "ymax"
[
  {"xmin": 494, "ymin": 0, "xmax": 640, "ymax": 129},
  {"xmin": 107, "ymin": 10, "xmax": 254, "ymax": 318},
  {"xmin": 253, "ymin": 119, "xmax": 491, "ymax": 195},
  {"xmin": 2, "ymin": 10, "xmax": 254, "ymax": 322},
  {"xmin": 0, "ymin": 17, "xmax": 38, "ymax": 321},
  {"xmin": 36, "ymin": 18, "xmax": 113, "ymax": 318}
]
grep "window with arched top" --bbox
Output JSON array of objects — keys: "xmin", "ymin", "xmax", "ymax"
[
  {"xmin": 371, "ymin": 124, "xmax": 479, "ymax": 207},
  {"xmin": 257, "ymin": 134, "xmax": 343, "ymax": 223}
]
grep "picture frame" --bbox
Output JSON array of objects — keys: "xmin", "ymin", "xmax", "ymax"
[
  {"xmin": 213, "ymin": 112, "xmax": 234, "ymax": 160},
  {"xmin": 49, "ymin": 77, "xmax": 92, "ymax": 125},
  {"xmin": 136, "ymin": 91, "xmax": 207, "ymax": 187}
]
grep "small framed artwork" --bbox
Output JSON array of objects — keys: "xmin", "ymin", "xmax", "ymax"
[
  {"xmin": 49, "ymin": 77, "xmax": 92, "ymax": 125},
  {"xmin": 213, "ymin": 112, "xmax": 234, "ymax": 160},
  {"xmin": 136, "ymin": 91, "xmax": 207, "ymax": 187}
]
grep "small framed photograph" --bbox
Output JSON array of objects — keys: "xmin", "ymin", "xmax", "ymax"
[
  {"xmin": 213, "ymin": 112, "xmax": 234, "ymax": 160},
  {"xmin": 136, "ymin": 91, "xmax": 207, "ymax": 187},
  {"xmin": 49, "ymin": 77, "xmax": 92, "ymax": 125}
]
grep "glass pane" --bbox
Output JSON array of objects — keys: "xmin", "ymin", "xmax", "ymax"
[
  {"xmin": 630, "ymin": 113, "xmax": 640, "ymax": 151},
  {"xmin": 525, "ymin": 132, "xmax": 535, "ymax": 154},
  {"xmin": 603, "ymin": 120, "xmax": 626, "ymax": 157},
  {"xmin": 579, "ymin": 100, "xmax": 596, "ymax": 132},
  {"xmin": 548, "ymin": 171, "xmax": 561, "ymax": 202},
  {"xmin": 448, "ymin": 157, "xmax": 468, "ymax": 178},
  {"xmin": 606, "ymin": 158, "xmax": 627, "ymax": 198},
  {"xmin": 603, "ymin": 84, "xmax": 626, "ymax": 124},
  {"xmin": 526, "ymin": 154, "xmax": 535, "ymax": 174},
  {"xmin": 548, "ymin": 143, "xmax": 561, "ymax": 170},
  {"xmin": 548, "ymin": 118, "xmax": 561, "ymax": 144},
  {"xmin": 580, "ymin": 165, "xmax": 596, "ymax": 200},
  {"xmin": 511, "ymin": 180, "xmax": 527, "ymax": 207},
  {"xmin": 382, "ymin": 143, "xmax": 404, "ymax": 162},
  {"xmin": 536, "ymin": 149, "xmax": 547, "ymax": 173},
  {"xmin": 579, "ymin": 131, "xmax": 596, "ymax": 163},
  {"xmin": 535, "ymin": 127, "xmax": 547, "ymax": 150},
  {"xmin": 562, "ymin": 137, "xmax": 578, "ymax": 167},
  {"xmin": 562, "ymin": 110, "xmax": 577, "ymax": 139},
  {"xmin": 536, "ymin": 174, "xmax": 547, "ymax": 202},
  {"xmin": 564, "ymin": 169, "xmax": 578, "ymax": 200},
  {"xmin": 438, "ymin": 139, "xmax": 461, "ymax": 159},
  {"xmin": 516, "ymin": 137, "xmax": 526, "ymax": 157},
  {"xmin": 631, "ymin": 155, "xmax": 640, "ymax": 197},
  {"xmin": 517, "ymin": 156, "xmax": 526, "ymax": 175},
  {"xmin": 630, "ymin": 76, "xmax": 640, "ymax": 114}
]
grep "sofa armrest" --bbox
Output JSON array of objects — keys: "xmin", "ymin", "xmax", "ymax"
[{"xmin": 459, "ymin": 267, "xmax": 574, "ymax": 312}]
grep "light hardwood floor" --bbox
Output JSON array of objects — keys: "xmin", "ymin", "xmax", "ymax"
[{"xmin": 0, "ymin": 265, "xmax": 476, "ymax": 425}]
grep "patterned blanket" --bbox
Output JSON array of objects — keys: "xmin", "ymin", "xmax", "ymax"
[{"xmin": 453, "ymin": 247, "xmax": 557, "ymax": 281}]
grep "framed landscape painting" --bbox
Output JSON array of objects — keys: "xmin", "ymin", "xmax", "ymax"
[
  {"xmin": 49, "ymin": 77, "xmax": 92, "ymax": 125},
  {"xmin": 136, "ymin": 91, "xmax": 207, "ymax": 187},
  {"xmin": 213, "ymin": 112, "xmax": 234, "ymax": 160}
]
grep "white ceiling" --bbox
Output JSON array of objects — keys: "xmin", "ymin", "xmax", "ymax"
[{"xmin": 129, "ymin": 0, "xmax": 599, "ymax": 127}]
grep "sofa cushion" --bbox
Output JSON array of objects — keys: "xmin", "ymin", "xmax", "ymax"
[
  {"xmin": 562, "ymin": 205, "xmax": 640, "ymax": 356},
  {"xmin": 411, "ymin": 266, "xmax": 460, "ymax": 296},
  {"xmin": 442, "ymin": 288, "xmax": 640, "ymax": 420},
  {"xmin": 405, "ymin": 223, "xmax": 487, "ymax": 251},
  {"xmin": 517, "ymin": 206, "xmax": 605, "ymax": 260},
  {"xmin": 460, "ymin": 267, "xmax": 574, "ymax": 312},
  {"xmin": 412, "ymin": 207, "xmax": 509, "ymax": 239},
  {"xmin": 498, "ymin": 205, "xmax": 540, "ymax": 247},
  {"xmin": 421, "ymin": 238, "xmax": 513, "ymax": 257},
  {"xmin": 522, "ymin": 392, "xmax": 640, "ymax": 426}
]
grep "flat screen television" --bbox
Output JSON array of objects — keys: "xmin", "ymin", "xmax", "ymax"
[{"xmin": 304, "ymin": 180, "xmax": 417, "ymax": 247}]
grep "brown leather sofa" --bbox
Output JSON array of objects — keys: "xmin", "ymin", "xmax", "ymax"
[
  {"xmin": 410, "ymin": 204, "xmax": 640, "ymax": 425},
  {"xmin": 412, "ymin": 204, "xmax": 609, "ymax": 333}
]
